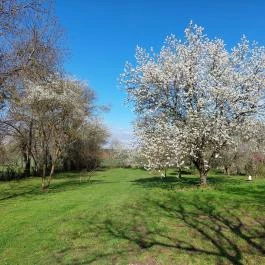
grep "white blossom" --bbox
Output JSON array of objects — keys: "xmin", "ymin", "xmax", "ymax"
[{"xmin": 121, "ymin": 22, "xmax": 265, "ymax": 184}]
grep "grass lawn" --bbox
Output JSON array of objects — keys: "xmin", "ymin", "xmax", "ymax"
[{"xmin": 0, "ymin": 168, "xmax": 265, "ymax": 265}]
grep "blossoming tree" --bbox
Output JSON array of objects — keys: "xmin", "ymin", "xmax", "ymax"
[
  {"xmin": 136, "ymin": 116, "xmax": 185, "ymax": 177},
  {"xmin": 6, "ymin": 75, "xmax": 93, "ymax": 188},
  {"xmin": 121, "ymin": 22, "xmax": 265, "ymax": 185}
]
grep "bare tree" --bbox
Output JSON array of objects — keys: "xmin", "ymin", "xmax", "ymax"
[
  {"xmin": 0, "ymin": 0, "xmax": 64, "ymax": 110},
  {"xmin": 63, "ymin": 120, "xmax": 109, "ymax": 171}
]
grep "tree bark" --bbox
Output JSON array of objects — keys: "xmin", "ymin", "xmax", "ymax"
[
  {"xmin": 41, "ymin": 175, "xmax": 46, "ymax": 189},
  {"xmin": 47, "ymin": 163, "xmax": 55, "ymax": 187},
  {"xmin": 22, "ymin": 144, "xmax": 30, "ymax": 177},
  {"xmin": 199, "ymin": 170, "xmax": 207, "ymax": 186},
  {"xmin": 224, "ymin": 166, "xmax": 229, "ymax": 175},
  {"xmin": 22, "ymin": 119, "xmax": 33, "ymax": 177},
  {"xmin": 193, "ymin": 158, "xmax": 208, "ymax": 186},
  {"xmin": 24, "ymin": 157, "xmax": 31, "ymax": 177},
  {"xmin": 45, "ymin": 149, "xmax": 60, "ymax": 189},
  {"xmin": 41, "ymin": 163, "xmax": 47, "ymax": 190}
]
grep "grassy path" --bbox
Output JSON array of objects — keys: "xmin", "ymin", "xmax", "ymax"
[{"xmin": 0, "ymin": 168, "xmax": 265, "ymax": 264}]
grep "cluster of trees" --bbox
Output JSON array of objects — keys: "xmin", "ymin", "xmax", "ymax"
[
  {"xmin": 213, "ymin": 126, "xmax": 265, "ymax": 176},
  {"xmin": 104, "ymin": 139, "xmax": 142, "ymax": 168},
  {"xmin": 121, "ymin": 22, "xmax": 265, "ymax": 185},
  {"xmin": 0, "ymin": 0, "xmax": 108, "ymax": 188},
  {"xmin": 2, "ymin": 3, "xmax": 265, "ymax": 188}
]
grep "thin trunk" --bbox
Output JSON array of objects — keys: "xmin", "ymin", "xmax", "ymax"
[
  {"xmin": 26, "ymin": 120, "xmax": 33, "ymax": 177},
  {"xmin": 41, "ymin": 163, "xmax": 46, "ymax": 189},
  {"xmin": 177, "ymin": 167, "xmax": 182, "ymax": 178},
  {"xmin": 22, "ymin": 149, "xmax": 29, "ymax": 176},
  {"xmin": 41, "ymin": 175, "xmax": 45, "ymax": 189},
  {"xmin": 47, "ymin": 163, "xmax": 55, "ymax": 187},
  {"xmin": 24, "ymin": 157, "xmax": 30, "ymax": 177},
  {"xmin": 42, "ymin": 163, "xmax": 46, "ymax": 178},
  {"xmin": 31, "ymin": 153, "xmax": 38, "ymax": 175},
  {"xmin": 46, "ymin": 149, "xmax": 60, "ymax": 188}
]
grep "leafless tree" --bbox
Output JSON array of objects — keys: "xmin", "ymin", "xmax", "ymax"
[{"xmin": 0, "ymin": 0, "xmax": 64, "ymax": 110}]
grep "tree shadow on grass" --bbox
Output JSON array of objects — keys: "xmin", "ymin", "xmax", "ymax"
[
  {"xmin": 217, "ymin": 183, "xmax": 265, "ymax": 205},
  {"xmin": 0, "ymin": 178, "xmax": 107, "ymax": 202},
  {"xmin": 131, "ymin": 174, "xmax": 242, "ymax": 190},
  {"xmin": 45, "ymin": 179, "xmax": 107, "ymax": 193},
  {"xmin": 55, "ymin": 193, "xmax": 265, "ymax": 265},
  {"xmin": 152, "ymin": 197, "xmax": 265, "ymax": 263},
  {"xmin": 106, "ymin": 199, "xmax": 265, "ymax": 264},
  {"xmin": 131, "ymin": 176, "xmax": 199, "ymax": 190}
]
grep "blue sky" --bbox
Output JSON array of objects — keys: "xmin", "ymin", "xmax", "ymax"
[{"xmin": 56, "ymin": 0, "xmax": 265, "ymax": 143}]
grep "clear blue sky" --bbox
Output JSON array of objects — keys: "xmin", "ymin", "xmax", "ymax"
[{"xmin": 56, "ymin": 0, "xmax": 265, "ymax": 142}]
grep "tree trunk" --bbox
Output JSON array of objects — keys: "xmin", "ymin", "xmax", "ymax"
[
  {"xmin": 193, "ymin": 158, "xmax": 208, "ymax": 186},
  {"xmin": 22, "ymin": 150, "xmax": 29, "ymax": 177},
  {"xmin": 27, "ymin": 120, "xmax": 33, "ymax": 176},
  {"xmin": 45, "ymin": 149, "xmax": 60, "ymax": 188},
  {"xmin": 23, "ymin": 120, "xmax": 33, "ymax": 178},
  {"xmin": 224, "ymin": 166, "xmax": 229, "ymax": 175},
  {"xmin": 24, "ymin": 157, "xmax": 31, "ymax": 177},
  {"xmin": 47, "ymin": 163, "xmax": 55, "ymax": 187},
  {"xmin": 199, "ymin": 170, "xmax": 207, "ymax": 186},
  {"xmin": 177, "ymin": 167, "xmax": 182, "ymax": 178},
  {"xmin": 41, "ymin": 176, "xmax": 46, "ymax": 189},
  {"xmin": 41, "ymin": 164, "xmax": 47, "ymax": 190},
  {"xmin": 22, "ymin": 146, "xmax": 30, "ymax": 177}
]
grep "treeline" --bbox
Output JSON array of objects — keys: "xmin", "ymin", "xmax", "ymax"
[
  {"xmin": 104, "ymin": 138, "xmax": 265, "ymax": 179},
  {"xmin": 0, "ymin": 0, "xmax": 108, "ymax": 188}
]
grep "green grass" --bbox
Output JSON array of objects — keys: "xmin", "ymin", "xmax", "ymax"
[{"xmin": 0, "ymin": 168, "xmax": 265, "ymax": 265}]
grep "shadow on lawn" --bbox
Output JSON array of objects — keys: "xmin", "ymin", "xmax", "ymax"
[
  {"xmin": 0, "ymin": 178, "xmax": 106, "ymax": 202},
  {"xmin": 132, "ymin": 174, "xmax": 241, "ymax": 190},
  {"xmin": 217, "ymin": 183, "xmax": 265, "ymax": 206},
  {"xmin": 54, "ymin": 167, "xmax": 107, "ymax": 179},
  {"xmin": 56, "ymin": 193, "xmax": 265, "ymax": 265}
]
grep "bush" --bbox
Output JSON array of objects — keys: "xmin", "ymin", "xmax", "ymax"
[{"xmin": 0, "ymin": 166, "xmax": 24, "ymax": 181}]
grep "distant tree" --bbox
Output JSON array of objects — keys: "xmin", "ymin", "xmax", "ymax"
[
  {"xmin": 3, "ymin": 76, "xmax": 94, "ymax": 188},
  {"xmin": 24, "ymin": 77, "xmax": 92, "ymax": 188},
  {"xmin": 63, "ymin": 120, "xmax": 109, "ymax": 171},
  {"xmin": 108, "ymin": 139, "xmax": 129, "ymax": 167},
  {"xmin": 0, "ymin": 0, "xmax": 65, "ymax": 178},
  {"xmin": 0, "ymin": 1, "xmax": 108, "ymax": 187}
]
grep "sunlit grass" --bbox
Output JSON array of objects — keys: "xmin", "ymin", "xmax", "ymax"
[{"xmin": 0, "ymin": 168, "xmax": 265, "ymax": 264}]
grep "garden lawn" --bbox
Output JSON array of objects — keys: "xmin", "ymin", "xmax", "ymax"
[{"xmin": 0, "ymin": 168, "xmax": 265, "ymax": 265}]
